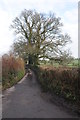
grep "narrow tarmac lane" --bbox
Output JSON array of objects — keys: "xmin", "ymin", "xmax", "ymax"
[{"xmin": 2, "ymin": 71, "xmax": 78, "ymax": 118}]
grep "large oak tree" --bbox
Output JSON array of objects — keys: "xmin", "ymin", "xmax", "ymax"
[{"xmin": 11, "ymin": 9, "xmax": 71, "ymax": 65}]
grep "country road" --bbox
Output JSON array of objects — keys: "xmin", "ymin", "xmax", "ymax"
[{"xmin": 2, "ymin": 71, "xmax": 78, "ymax": 118}]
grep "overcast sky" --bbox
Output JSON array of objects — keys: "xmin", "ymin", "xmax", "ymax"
[{"xmin": 0, "ymin": 0, "xmax": 78, "ymax": 58}]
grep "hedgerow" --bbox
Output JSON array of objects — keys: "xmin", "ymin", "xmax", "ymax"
[{"xmin": 2, "ymin": 55, "xmax": 25, "ymax": 90}]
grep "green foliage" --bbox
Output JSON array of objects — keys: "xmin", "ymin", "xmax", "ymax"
[
  {"xmin": 17, "ymin": 70, "xmax": 25, "ymax": 80},
  {"xmin": 68, "ymin": 59, "xmax": 79, "ymax": 67}
]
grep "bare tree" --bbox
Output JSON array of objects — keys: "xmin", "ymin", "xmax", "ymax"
[{"xmin": 11, "ymin": 9, "xmax": 71, "ymax": 65}]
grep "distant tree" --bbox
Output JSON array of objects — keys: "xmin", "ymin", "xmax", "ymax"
[
  {"xmin": 11, "ymin": 9, "xmax": 71, "ymax": 65},
  {"xmin": 58, "ymin": 50, "xmax": 74, "ymax": 65}
]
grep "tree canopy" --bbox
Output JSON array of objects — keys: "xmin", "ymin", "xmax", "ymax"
[{"xmin": 11, "ymin": 9, "xmax": 71, "ymax": 65}]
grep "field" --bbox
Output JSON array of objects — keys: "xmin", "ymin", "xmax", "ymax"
[
  {"xmin": 39, "ymin": 59, "xmax": 79, "ymax": 68},
  {"xmin": 68, "ymin": 59, "xmax": 79, "ymax": 67}
]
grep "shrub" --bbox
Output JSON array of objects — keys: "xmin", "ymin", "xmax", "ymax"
[
  {"xmin": 2, "ymin": 54, "xmax": 25, "ymax": 90},
  {"xmin": 35, "ymin": 66, "xmax": 79, "ymax": 104}
]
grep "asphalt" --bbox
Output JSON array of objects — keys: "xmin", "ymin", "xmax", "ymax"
[{"xmin": 2, "ymin": 71, "xmax": 78, "ymax": 118}]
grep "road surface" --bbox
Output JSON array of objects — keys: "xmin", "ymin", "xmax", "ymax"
[{"xmin": 2, "ymin": 71, "xmax": 78, "ymax": 118}]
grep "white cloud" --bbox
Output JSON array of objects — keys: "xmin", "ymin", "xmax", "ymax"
[
  {"xmin": 1, "ymin": 0, "xmax": 78, "ymax": 15},
  {"xmin": 61, "ymin": 8, "xmax": 78, "ymax": 58},
  {"xmin": 63, "ymin": 8, "xmax": 78, "ymax": 24},
  {"xmin": 63, "ymin": 23, "xmax": 78, "ymax": 57},
  {"xmin": 0, "ymin": 8, "xmax": 13, "ymax": 54}
]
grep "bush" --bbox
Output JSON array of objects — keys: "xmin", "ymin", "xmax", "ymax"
[
  {"xmin": 2, "ymin": 54, "xmax": 25, "ymax": 90},
  {"xmin": 35, "ymin": 66, "xmax": 80, "ymax": 104}
]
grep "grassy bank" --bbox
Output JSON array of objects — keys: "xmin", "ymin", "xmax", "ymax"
[{"xmin": 2, "ymin": 55, "xmax": 25, "ymax": 90}]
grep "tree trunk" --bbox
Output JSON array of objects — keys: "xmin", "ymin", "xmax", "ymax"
[
  {"xmin": 28, "ymin": 54, "xmax": 33, "ymax": 65},
  {"xmin": 34, "ymin": 54, "xmax": 39, "ymax": 65}
]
